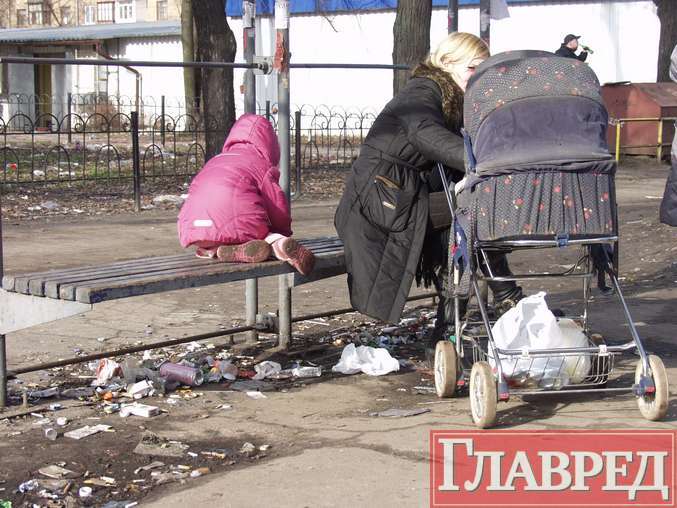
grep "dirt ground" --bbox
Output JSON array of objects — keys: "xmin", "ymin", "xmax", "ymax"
[{"xmin": 0, "ymin": 158, "xmax": 675, "ymax": 508}]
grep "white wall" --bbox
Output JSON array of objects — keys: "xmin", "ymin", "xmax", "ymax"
[{"xmin": 227, "ymin": 0, "xmax": 660, "ymax": 113}]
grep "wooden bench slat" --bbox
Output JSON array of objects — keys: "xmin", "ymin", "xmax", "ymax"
[
  {"xmin": 51, "ymin": 245, "xmax": 344, "ymax": 300},
  {"xmin": 5, "ymin": 253, "xmax": 194, "ymax": 293},
  {"xmin": 74, "ymin": 252, "xmax": 344, "ymax": 304},
  {"xmin": 4, "ymin": 236, "xmax": 345, "ymax": 304}
]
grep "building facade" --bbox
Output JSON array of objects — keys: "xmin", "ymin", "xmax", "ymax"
[{"xmin": 0, "ymin": 0, "xmax": 181, "ymax": 29}]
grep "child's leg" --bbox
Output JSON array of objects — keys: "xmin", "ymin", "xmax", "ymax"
[{"xmin": 266, "ymin": 234, "xmax": 315, "ymax": 276}]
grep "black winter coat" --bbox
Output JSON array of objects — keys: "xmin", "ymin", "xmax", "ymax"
[
  {"xmin": 334, "ymin": 63, "xmax": 465, "ymax": 323},
  {"xmin": 555, "ymin": 45, "xmax": 588, "ymax": 62}
]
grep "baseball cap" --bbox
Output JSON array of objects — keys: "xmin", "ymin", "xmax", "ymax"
[{"xmin": 563, "ymin": 34, "xmax": 581, "ymax": 44}]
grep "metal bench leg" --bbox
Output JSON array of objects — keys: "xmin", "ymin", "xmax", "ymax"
[
  {"xmin": 245, "ymin": 278, "xmax": 259, "ymax": 343},
  {"xmin": 0, "ymin": 334, "xmax": 6, "ymax": 409},
  {"xmin": 278, "ymin": 273, "xmax": 292, "ymax": 349}
]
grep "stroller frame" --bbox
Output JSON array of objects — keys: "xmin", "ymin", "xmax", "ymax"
[{"xmin": 433, "ymin": 163, "xmax": 669, "ymax": 428}]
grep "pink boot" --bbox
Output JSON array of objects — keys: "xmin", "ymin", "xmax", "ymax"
[
  {"xmin": 271, "ymin": 237, "xmax": 315, "ymax": 276},
  {"xmin": 216, "ymin": 240, "xmax": 272, "ymax": 263}
]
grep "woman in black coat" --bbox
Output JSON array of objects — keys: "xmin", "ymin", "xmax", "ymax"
[{"xmin": 335, "ymin": 32, "xmax": 523, "ymax": 331}]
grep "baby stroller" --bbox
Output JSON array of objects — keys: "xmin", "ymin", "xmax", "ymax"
[{"xmin": 433, "ymin": 50, "xmax": 669, "ymax": 428}]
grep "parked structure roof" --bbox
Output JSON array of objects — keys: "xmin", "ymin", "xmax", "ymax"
[{"xmin": 0, "ymin": 21, "xmax": 180, "ymax": 44}]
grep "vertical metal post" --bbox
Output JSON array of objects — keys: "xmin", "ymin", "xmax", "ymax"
[
  {"xmin": 448, "ymin": 0, "xmax": 458, "ymax": 33},
  {"xmin": 67, "ymin": 92, "xmax": 72, "ymax": 144},
  {"xmin": 131, "ymin": 111, "xmax": 141, "ymax": 212},
  {"xmin": 479, "ymin": 0, "xmax": 490, "ymax": 49},
  {"xmin": 615, "ymin": 122, "xmax": 622, "ymax": 163},
  {"xmin": 0, "ymin": 188, "xmax": 6, "ymax": 409},
  {"xmin": 265, "ymin": 100, "xmax": 271, "ymax": 121},
  {"xmin": 160, "ymin": 94, "xmax": 166, "ymax": 147},
  {"xmin": 275, "ymin": 0, "xmax": 292, "ymax": 349},
  {"xmin": 657, "ymin": 118, "xmax": 664, "ymax": 161},
  {"xmin": 243, "ymin": 0, "xmax": 259, "ymax": 344},
  {"xmin": 293, "ymin": 110, "xmax": 301, "ymax": 198}
]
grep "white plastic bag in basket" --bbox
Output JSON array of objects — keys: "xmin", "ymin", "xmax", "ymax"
[{"xmin": 490, "ymin": 292, "xmax": 590, "ymax": 387}]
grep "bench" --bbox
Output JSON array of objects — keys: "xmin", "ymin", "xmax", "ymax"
[{"xmin": 0, "ymin": 236, "xmax": 346, "ymax": 405}]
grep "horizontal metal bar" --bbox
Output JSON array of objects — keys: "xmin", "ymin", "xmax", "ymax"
[
  {"xmin": 483, "ymin": 272, "xmax": 594, "ymax": 282},
  {"xmin": 611, "ymin": 117, "xmax": 677, "ymax": 122},
  {"xmin": 1, "ymin": 56, "xmax": 263, "ymax": 69},
  {"xmin": 512, "ymin": 387, "xmax": 634, "ymax": 396},
  {"xmin": 479, "ymin": 236, "xmax": 618, "ymax": 248},
  {"xmin": 6, "ymin": 292, "xmax": 436, "ymax": 377},
  {"xmin": 289, "ymin": 63, "xmax": 410, "ymax": 70},
  {"xmin": 1, "ymin": 57, "xmax": 410, "ymax": 71},
  {"xmin": 496, "ymin": 342, "xmax": 636, "ymax": 356}
]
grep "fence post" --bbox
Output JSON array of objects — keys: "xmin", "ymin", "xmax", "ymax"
[
  {"xmin": 67, "ymin": 92, "xmax": 72, "ymax": 144},
  {"xmin": 160, "ymin": 95, "xmax": 166, "ymax": 147},
  {"xmin": 275, "ymin": 0, "xmax": 292, "ymax": 349},
  {"xmin": 293, "ymin": 110, "xmax": 301, "ymax": 198},
  {"xmin": 243, "ymin": 0, "xmax": 259, "ymax": 344},
  {"xmin": 131, "ymin": 111, "xmax": 141, "ymax": 212},
  {"xmin": 265, "ymin": 100, "xmax": 271, "ymax": 121},
  {"xmin": 0, "ymin": 189, "xmax": 5, "ymax": 409},
  {"xmin": 657, "ymin": 118, "xmax": 664, "ymax": 161},
  {"xmin": 615, "ymin": 122, "xmax": 622, "ymax": 163}
]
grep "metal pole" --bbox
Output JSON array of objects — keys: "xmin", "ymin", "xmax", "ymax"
[
  {"xmin": 160, "ymin": 95, "xmax": 166, "ymax": 147},
  {"xmin": 243, "ymin": 0, "xmax": 259, "ymax": 344},
  {"xmin": 448, "ymin": 0, "xmax": 458, "ymax": 33},
  {"xmin": 615, "ymin": 122, "xmax": 622, "ymax": 163},
  {"xmin": 131, "ymin": 111, "xmax": 141, "ymax": 212},
  {"xmin": 265, "ymin": 100, "xmax": 271, "ymax": 121},
  {"xmin": 657, "ymin": 119, "xmax": 664, "ymax": 161},
  {"xmin": 275, "ymin": 0, "xmax": 292, "ymax": 349},
  {"xmin": 479, "ymin": 0, "xmax": 490, "ymax": 49},
  {"xmin": 293, "ymin": 109, "xmax": 302, "ymax": 198},
  {"xmin": 0, "ymin": 187, "xmax": 5, "ymax": 409},
  {"xmin": 67, "ymin": 92, "xmax": 72, "ymax": 144}
]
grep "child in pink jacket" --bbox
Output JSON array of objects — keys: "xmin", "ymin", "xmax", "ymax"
[{"xmin": 178, "ymin": 114, "xmax": 315, "ymax": 275}]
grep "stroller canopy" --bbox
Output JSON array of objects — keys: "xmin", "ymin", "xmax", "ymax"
[{"xmin": 464, "ymin": 50, "xmax": 612, "ymax": 173}]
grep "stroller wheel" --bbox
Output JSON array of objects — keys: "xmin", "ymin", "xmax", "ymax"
[
  {"xmin": 434, "ymin": 341, "xmax": 458, "ymax": 398},
  {"xmin": 469, "ymin": 362, "xmax": 498, "ymax": 429},
  {"xmin": 636, "ymin": 355, "xmax": 669, "ymax": 421}
]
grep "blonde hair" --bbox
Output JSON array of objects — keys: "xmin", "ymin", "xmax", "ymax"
[{"xmin": 427, "ymin": 32, "xmax": 490, "ymax": 72}]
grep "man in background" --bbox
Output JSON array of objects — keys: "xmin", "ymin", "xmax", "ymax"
[{"xmin": 555, "ymin": 34, "xmax": 590, "ymax": 62}]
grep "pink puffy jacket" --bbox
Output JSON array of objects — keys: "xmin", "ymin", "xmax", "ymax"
[{"xmin": 177, "ymin": 114, "xmax": 292, "ymax": 248}]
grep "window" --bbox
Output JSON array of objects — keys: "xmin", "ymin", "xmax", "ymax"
[
  {"xmin": 116, "ymin": 0, "xmax": 135, "ymax": 22},
  {"xmin": 27, "ymin": 1, "xmax": 46, "ymax": 25},
  {"xmin": 84, "ymin": 5, "xmax": 96, "ymax": 24},
  {"xmin": 156, "ymin": 0, "xmax": 168, "ymax": 20},
  {"xmin": 97, "ymin": 1, "xmax": 115, "ymax": 23},
  {"xmin": 60, "ymin": 6, "xmax": 71, "ymax": 25},
  {"xmin": 16, "ymin": 9, "xmax": 27, "ymax": 27}
]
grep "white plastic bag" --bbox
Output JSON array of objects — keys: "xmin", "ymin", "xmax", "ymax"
[
  {"xmin": 332, "ymin": 344, "xmax": 400, "ymax": 376},
  {"xmin": 253, "ymin": 361, "xmax": 282, "ymax": 380},
  {"xmin": 490, "ymin": 292, "xmax": 590, "ymax": 387}
]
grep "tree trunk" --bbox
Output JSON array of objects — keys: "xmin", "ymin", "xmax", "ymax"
[
  {"xmin": 193, "ymin": 0, "xmax": 237, "ymax": 161},
  {"xmin": 392, "ymin": 0, "xmax": 432, "ymax": 95},
  {"xmin": 180, "ymin": 0, "xmax": 196, "ymax": 123},
  {"xmin": 655, "ymin": 0, "xmax": 677, "ymax": 81}
]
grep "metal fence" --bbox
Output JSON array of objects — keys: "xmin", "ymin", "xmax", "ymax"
[{"xmin": 0, "ymin": 95, "xmax": 377, "ymax": 193}]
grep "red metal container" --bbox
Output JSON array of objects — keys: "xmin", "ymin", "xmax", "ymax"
[{"xmin": 602, "ymin": 82, "xmax": 677, "ymax": 158}]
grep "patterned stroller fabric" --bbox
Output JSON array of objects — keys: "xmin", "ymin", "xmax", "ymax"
[{"xmin": 450, "ymin": 51, "xmax": 618, "ymax": 296}]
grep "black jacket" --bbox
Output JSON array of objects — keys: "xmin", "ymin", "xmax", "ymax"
[
  {"xmin": 660, "ymin": 44, "xmax": 677, "ymax": 226},
  {"xmin": 555, "ymin": 45, "xmax": 588, "ymax": 62},
  {"xmin": 334, "ymin": 63, "xmax": 465, "ymax": 323}
]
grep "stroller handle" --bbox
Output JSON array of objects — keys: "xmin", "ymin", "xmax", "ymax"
[{"xmin": 436, "ymin": 162, "xmax": 457, "ymax": 222}]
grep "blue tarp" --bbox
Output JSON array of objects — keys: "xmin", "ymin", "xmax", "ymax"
[{"xmin": 226, "ymin": 0, "xmax": 544, "ymax": 17}]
